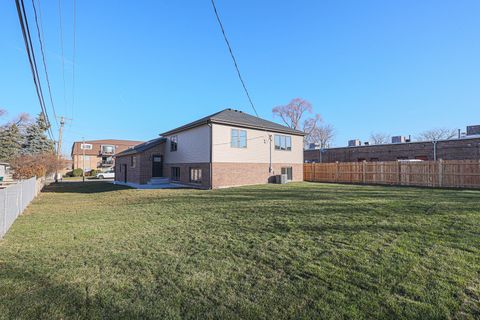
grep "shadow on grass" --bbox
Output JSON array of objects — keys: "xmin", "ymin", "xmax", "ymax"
[
  {"xmin": 0, "ymin": 263, "xmax": 148, "ymax": 319},
  {"xmin": 43, "ymin": 181, "xmax": 131, "ymax": 194}
]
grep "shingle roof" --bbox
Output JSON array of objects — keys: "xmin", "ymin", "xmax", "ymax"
[
  {"xmin": 115, "ymin": 137, "xmax": 166, "ymax": 157},
  {"xmin": 160, "ymin": 109, "xmax": 306, "ymax": 136}
]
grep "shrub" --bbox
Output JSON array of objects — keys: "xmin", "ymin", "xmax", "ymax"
[
  {"xmin": 10, "ymin": 153, "xmax": 65, "ymax": 180},
  {"xmin": 72, "ymin": 168, "xmax": 83, "ymax": 177},
  {"xmin": 89, "ymin": 169, "xmax": 99, "ymax": 177}
]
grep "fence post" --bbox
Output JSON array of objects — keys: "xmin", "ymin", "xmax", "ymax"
[
  {"xmin": 3, "ymin": 188, "xmax": 7, "ymax": 236},
  {"xmin": 398, "ymin": 161, "xmax": 402, "ymax": 185},
  {"xmin": 438, "ymin": 159, "xmax": 443, "ymax": 188},
  {"xmin": 362, "ymin": 161, "xmax": 366, "ymax": 184},
  {"xmin": 335, "ymin": 162, "xmax": 339, "ymax": 182}
]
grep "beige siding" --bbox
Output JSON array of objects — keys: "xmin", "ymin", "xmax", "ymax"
[
  {"xmin": 212, "ymin": 124, "xmax": 304, "ymax": 164},
  {"xmin": 164, "ymin": 124, "xmax": 211, "ymax": 164}
]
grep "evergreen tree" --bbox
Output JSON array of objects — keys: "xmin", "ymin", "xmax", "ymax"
[
  {"xmin": 0, "ymin": 124, "xmax": 22, "ymax": 161},
  {"xmin": 22, "ymin": 113, "xmax": 54, "ymax": 155}
]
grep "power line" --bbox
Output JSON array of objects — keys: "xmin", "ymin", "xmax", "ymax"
[
  {"xmin": 210, "ymin": 0, "xmax": 259, "ymax": 118},
  {"xmin": 71, "ymin": 0, "xmax": 77, "ymax": 119},
  {"xmin": 31, "ymin": 0, "xmax": 59, "ymax": 127},
  {"xmin": 15, "ymin": 0, "xmax": 55, "ymax": 141},
  {"xmin": 57, "ymin": 0, "xmax": 68, "ymax": 113}
]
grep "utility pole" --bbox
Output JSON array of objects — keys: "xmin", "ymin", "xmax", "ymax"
[{"xmin": 55, "ymin": 116, "xmax": 72, "ymax": 183}]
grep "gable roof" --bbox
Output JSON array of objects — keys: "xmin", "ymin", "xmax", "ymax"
[
  {"xmin": 115, "ymin": 137, "xmax": 166, "ymax": 157},
  {"xmin": 160, "ymin": 109, "xmax": 305, "ymax": 136}
]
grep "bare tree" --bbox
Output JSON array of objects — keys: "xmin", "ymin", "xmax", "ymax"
[
  {"xmin": 272, "ymin": 98, "xmax": 322, "ymax": 141},
  {"xmin": 370, "ymin": 132, "xmax": 390, "ymax": 145},
  {"xmin": 0, "ymin": 109, "xmax": 6, "ymax": 118},
  {"xmin": 416, "ymin": 128, "xmax": 457, "ymax": 141},
  {"xmin": 309, "ymin": 124, "xmax": 335, "ymax": 148}
]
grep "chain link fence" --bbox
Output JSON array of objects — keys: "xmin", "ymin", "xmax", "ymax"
[{"xmin": 0, "ymin": 177, "xmax": 42, "ymax": 239}]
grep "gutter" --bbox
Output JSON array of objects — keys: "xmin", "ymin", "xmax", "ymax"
[{"xmin": 209, "ymin": 122, "xmax": 213, "ymax": 189}]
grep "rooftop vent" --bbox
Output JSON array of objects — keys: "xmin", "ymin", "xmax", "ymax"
[
  {"xmin": 466, "ymin": 125, "xmax": 480, "ymax": 136},
  {"xmin": 348, "ymin": 139, "xmax": 361, "ymax": 147},
  {"xmin": 392, "ymin": 136, "xmax": 406, "ymax": 144}
]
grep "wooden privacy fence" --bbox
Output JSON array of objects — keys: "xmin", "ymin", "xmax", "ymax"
[{"xmin": 304, "ymin": 160, "xmax": 480, "ymax": 189}]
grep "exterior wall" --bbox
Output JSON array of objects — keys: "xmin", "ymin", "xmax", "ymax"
[
  {"xmin": 164, "ymin": 125, "xmax": 211, "ymax": 164},
  {"xmin": 115, "ymin": 143, "xmax": 165, "ymax": 184},
  {"xmin": 138, "ymin": 143, "xmax": 165, "ymax": 184},
  {"xmin": 72, "ymin": 155, "xmax": 99, "ymax": 171},
  {"xmin": 212, "ymin": 163, "xmax": 303, "ymax": 188},
  {"xmin": 305, "ymin": 137, "xmax": 480, "ymax": 163},
  {"xmin": 115, "ymin": 155, "xmax": 141, "ymax": 184},
  {"xmin": 71, "ymin": 140, "xmax": 143, "ymax": 170},
  {"xmin": 163, "ymin": 163, "xmax": 211, "ymax": 189},
  {"xmin": 212, "ymin": 124, "xmax": 304, "ymax": 164}
]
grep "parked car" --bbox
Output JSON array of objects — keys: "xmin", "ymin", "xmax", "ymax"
[{"xmin": 96, "ymin": 169, "xmax": 115, "ymax": 179}]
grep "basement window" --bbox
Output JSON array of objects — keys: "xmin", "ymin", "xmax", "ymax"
[
  {"xmin": 281, "ymin": 167, "xmax": 293, "ymax": 181},
  {"xmin": 171, "ymin": 167, "xmax": 180, "ymax": 181},
  {"xmin": 189, "ymin": 168, "xmax": 202, "ymax": 184}
]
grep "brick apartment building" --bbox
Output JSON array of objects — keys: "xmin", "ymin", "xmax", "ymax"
[
  {"xmin": 71, "ymin": 139, "xmax": 143, "ymax": 172},
  {"xmin": 305, "ymin": 126, "xmax": 480, "ymax": 163}
]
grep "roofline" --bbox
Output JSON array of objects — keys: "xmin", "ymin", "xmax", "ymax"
[
  {"xmin": 305, "ymin": 135, "xmax": 480, "ymax": 152},
  {"xmin": 115, "ymin": 138, "xmax": 167, "ymax": 157},
  {"xmin": 160, "ymin": 118, "xmax": 306, "ymax": 136}
]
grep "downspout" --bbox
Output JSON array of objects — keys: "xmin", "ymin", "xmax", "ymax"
[
  {"xmin": 209, "ymin": 122, "xmax": 213, "ymax": 189},
  {"xmin": 269, "ymin": 134, "xmax": 272, "ymax": 173}
]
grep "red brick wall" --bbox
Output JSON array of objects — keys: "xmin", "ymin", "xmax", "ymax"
[
  {"xmin": 212, "ymin": 162, "xmax": 303, "ymax": 189},
  {"xmin": 115, "ymin": 143, "xmax": 166, "ymax": 184},
  {"xmin": 115, "ymin": 155, "xmax": 141, "ymax": 184},
  {"xmin": 163, "ymin": 163, "xmax": 211, "ymax": 189},
  {"xmin": 305, "ymin": 138, "xmax": 480, "ymax": 163}
]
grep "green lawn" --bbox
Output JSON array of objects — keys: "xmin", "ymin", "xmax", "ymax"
[{"xmin": 0, "ymin": 182, "xmax": 479, "ymax": 319}]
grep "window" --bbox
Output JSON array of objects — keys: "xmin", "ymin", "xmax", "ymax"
[
  {"xmin": 281, "ymin": 167, "xmax": 293, "ymax": 181},
  {"xmin": 189, "ymin": 168, "xmax": 202, "ymax": 184},
  {"xmin": 274, "ymin": 135, "xmax": 292, "ymax": 151},
  {"xmin": 170, "ymin": 135, "xmax": 178, "ymax": 152},
  {"xmin": 231, "ymin": 129, "xmax": 247, "ymax": 148},
  {"xmin": 131, "ymin": 156, "xmax": 136, "ymax": 168},
  {"xmin": 80, "ymin": 143, "xmax": 92, "ymax": 150},
  {"xmin": 171, "ymin": 167, "xmax": 180, "ymax": 181},
  {"xmin": 101, "ymin": 145, "xmax": 115, "ymax": 154}
]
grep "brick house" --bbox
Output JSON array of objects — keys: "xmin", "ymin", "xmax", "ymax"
[
  {"xmin": 71, "ymin": 139, "xmax": 144, "ymax": 172},
  {"xmin": 114, "ymin": 109, "xmax": 305, "ymax": 189}
]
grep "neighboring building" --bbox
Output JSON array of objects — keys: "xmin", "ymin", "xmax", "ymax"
[
  {"xmin": 0, "ymin": 162, "xmax": 10, "ymax": 183},
  {"xmin": 305, "ymin": 128, "xmax": 480, "ymax": 163},
  {"xmin": 71, "ymin": 139, "xmax": 143, "ymax": 172},
  {"xmin": 115, "ymin": 109, "xmax": 305, "ymax": 189}
]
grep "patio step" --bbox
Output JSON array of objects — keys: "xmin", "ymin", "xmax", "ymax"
[{"xmin": 148, "ymin": 177, "xmax": 170, "ymax": 185}]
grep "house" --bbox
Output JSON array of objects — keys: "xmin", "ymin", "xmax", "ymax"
[
  {"xmin": 71, "ymin": 139, "xmax": 144, "ymax": 172},
  {"xmin": 114, "ymin": 109, "xmax": 305, "ymax": 189},
  {"xmin": 305, "ymin": 126, "xmax": 480, "ymax": 163}
]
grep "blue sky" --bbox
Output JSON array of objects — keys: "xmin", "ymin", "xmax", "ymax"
[{"xmin": 1, "ymin": 0, "xmax": 479, "ymax": 156}]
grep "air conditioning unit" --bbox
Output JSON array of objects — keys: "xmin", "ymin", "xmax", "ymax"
[
  {"xmin": 348, "ymin": 139, "xmax": 361, "ymax": 147},
  {"xmin": 276, "ymin": 174, "xmax": 288, "ymax": 184},
  {"xmin": 392, "ymin": 136, "xmax": 406, "ymax": 144}
]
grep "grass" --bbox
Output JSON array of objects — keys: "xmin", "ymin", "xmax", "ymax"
[{"xmin": 0, "ymin": 182, "xmax": 479, "ymax": 319}]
